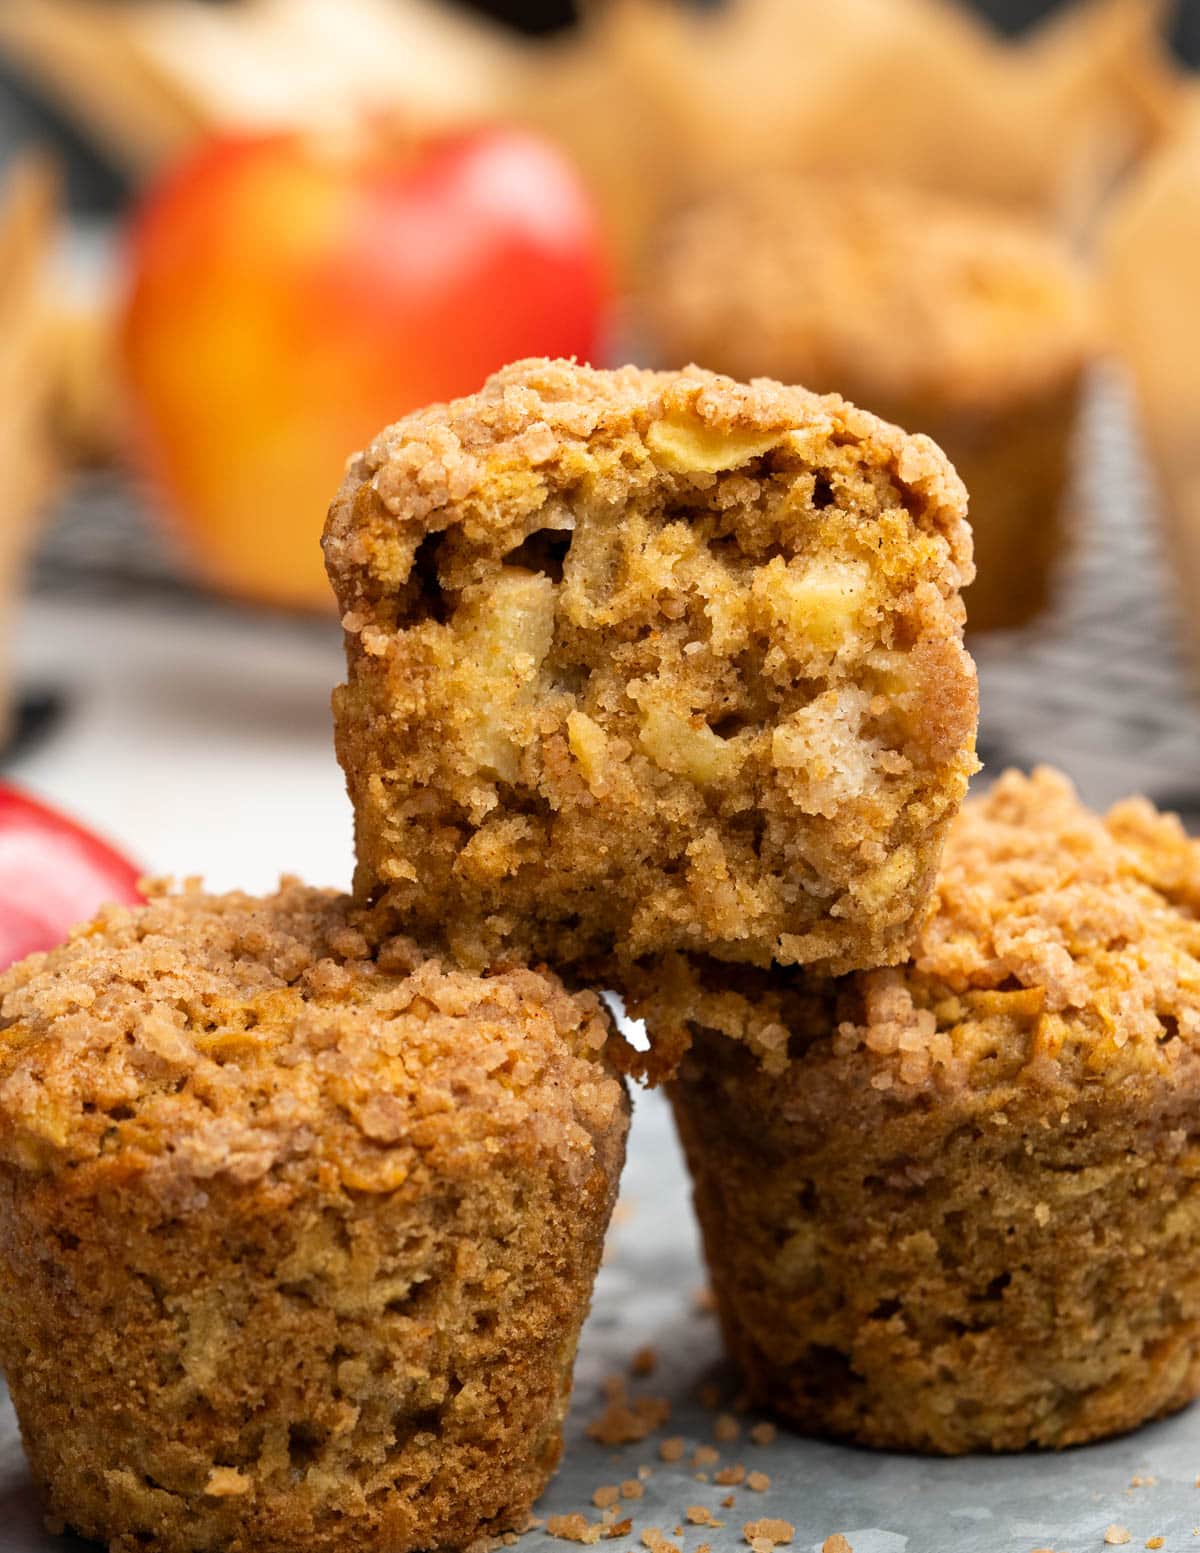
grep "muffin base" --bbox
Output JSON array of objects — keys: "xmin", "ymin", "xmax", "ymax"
[
  {"xmin": 671, "ymin": 1030, "xmax": 1200, "ymax": 1454},
  {"xmin": 0, "ymin": 1095, "xmax": 626, "ymax": 1553}
]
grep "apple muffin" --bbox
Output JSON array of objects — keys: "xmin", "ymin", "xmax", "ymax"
[
  {"xmin": 642, "ymin": 178, "xmax": 1097, "ymax": 633},
  {"xmin": 0, "ymin": 880, "xmax": 628, "ymax": 1553},
  {"xmin": 324, "ymin": 357, "xmax": 977, "ymax": 977},
  {"xmin": 638, "ymin": 769, "xmax": 1200, "ymax": 1452}
]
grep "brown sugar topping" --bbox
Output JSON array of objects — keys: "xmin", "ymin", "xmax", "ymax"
[{"xmin": 0, "ymin": 880, "xmax": 622, "ymax": 1195}]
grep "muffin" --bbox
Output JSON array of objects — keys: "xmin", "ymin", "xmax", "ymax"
[
  {"xmin": 324, "ymin": 356, "xmax": 977, "ymax": 978},
  {"xmin": 643, "ymin": 177, "xmax": 1097, "ymax": 634},
  {"xmin": 0, "ymin": 880, "xmax": 628, "ymax": 1553},
  {"xmin": 635, "ymin": 769, "xmax": 1200, "ymax": 1451}
]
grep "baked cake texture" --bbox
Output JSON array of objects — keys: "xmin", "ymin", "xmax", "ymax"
[
  {"xmin": 642, "ymin": 178, "xmax": 1096, "ymax": 633},
  {"xmin": 638, "ymin": 769, "xmax": 1200, "ymax": 1451},
  {"xmin": 0, "ymin": 881, "xmax": 628, "ymax": 1553},
  {"xmin": 325, "ymin": 357, "xmax": 978, "ymax": 977}
]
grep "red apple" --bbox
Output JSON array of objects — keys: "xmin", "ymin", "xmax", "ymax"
[
  {"xmin": 0, "ymin": 784, "xmax": 143, "ymax": 968},
  {"xmin": 120, "ymin": 127, "xmax": 609, "ymax": 610}
]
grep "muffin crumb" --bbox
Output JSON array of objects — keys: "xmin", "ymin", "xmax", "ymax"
[{"xmin": 745, "ymin": 1520, "xmax": 795, "ymax": 1547}]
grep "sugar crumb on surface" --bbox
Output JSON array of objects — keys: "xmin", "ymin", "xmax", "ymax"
[
  {"xmin": 744, "ymin": 1519, "xmax": 795, "ymax": 1547},
  {"xmin": 586, "ymin": 1379, "xmax": 671, "ymax": 1446},
  {"xmin": 1105, "ymin": 1529, "xmax": 1132, "ymax": 1546},
  {"xmin": 630, "ymin": 1346, "xmax": 658, "ymax": 1378},
  {"xmin": 822, "ymin": 1538, "xmax": 854, "ymax": 1553},
  {"xmin": 747, "ymin": 1471, "xmax": 771, "ymax": 1492},
  {"xmin": 546, "ymin": 1515, "xmax": 599, "ymax": 1544}
]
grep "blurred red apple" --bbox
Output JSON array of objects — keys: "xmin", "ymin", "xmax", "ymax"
[
  {"xmin": 0, "ymin": 784, "xmax": 143, "ymax": 968},
  {"xmin": 120, "ymin": 127, "xmax": 608, "ymax": 610}
]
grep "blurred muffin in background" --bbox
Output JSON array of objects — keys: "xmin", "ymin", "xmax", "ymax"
[{"xmin": 641, "ymin": 176, "xmax": 1098, "ymax": 634}]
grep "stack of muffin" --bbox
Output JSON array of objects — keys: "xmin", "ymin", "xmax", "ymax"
[{"xmin": 1, "ymin": 357, "xmax": 1199, "ymax": 1553}]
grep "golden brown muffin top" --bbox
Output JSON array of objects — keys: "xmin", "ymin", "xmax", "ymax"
[
  {"xmin": 633, "ymin": 768, "xmax": 1200, "ymax": 1088},
  {"xmin": 323, "ymin": 355, "xmax": 972, "ymax": 610},
  {"xmin": 0, "ymin": 880, "xmax": 622, "ymax": 1195},
  {"xmin": 644, "ymin": 177, "xmax": 1096, "ymax": 414}
]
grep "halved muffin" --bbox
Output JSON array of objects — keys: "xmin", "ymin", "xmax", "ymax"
[{"xmin": 325, "ymin": 357, "xmax": 977, "ymax": 976}]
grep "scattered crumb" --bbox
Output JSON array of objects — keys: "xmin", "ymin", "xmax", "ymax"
[
  {"xmin": 715, "ymin": 1465, "xmax": 746, "ymax": 1486},
  {"xmin": 715, "ymin": 1413, "xmax": 741, "ymax": 1443},
  {"xmin": 699, "ymin": 1383, "xmax": 723, "ymax": 1409},
  {"xmin": 606, "ymin": 1522, "xmax": 633, "ymax": 1540},
  {"xmin": 547, "ymin": 1514, "xmax": 602, "ymax": 1545},
  {"xmin": 1131, "ymin": 1476, "xmax": 1158, "ymax": 1488},
  {"xmin": 621, "ymin": 1481, "xmax": 644, "ymax": 1501},
  {"xmin": 694, "ymin": 1288, "xmax": 718, "ymax": 1314},
  {"xmin": 722, "ymin": 1496, "xmax": 736, "ymax": 1510},
  {"xmin": 587, "ymin": 1380, "xmax": 671, "ymax": 1446},
  {"xmin": 747, "ymin": 1471, "xmax": 771, "ymax": 1493},
  {"xmin": 823, "ymin": 1539, "xmax": 854, "ymax": 1553},
  {"xmin": 693, "ymin": 1445, "xmax": 720, "ymax": 1469},
  {"xmin": 1147, "ymin": 1540, "xmax": 1165, "ymax": 1550},
  {"xmin": 642, "ymin": 1530, "xmax": 681, "ymax": 1553},
  {"xmin": 659, "ymin": 1437, "xmax": 687, "ymax": 1463},
  {"xmin": 695, "ymin": 1473, "xmax": 709, "ymax": 1484},
  {"xmin": 687, "ymin": 1508, "xmax": 725, "ymax": 1528},
  {"xmin": 592, "ymin": 1487, "xmax": 620, "ymax": 1510},
  {"xmin": 749, "ymin": 1423, "xmax": 777, "ymax": 1447},
  {"xmin": 638, "ymin": 1465, "xmax": 653, "ymax": 1481},
  {"xmin": 631, "ymin": 1346, "xmax": 658, "ymax": 1378},
  {"xmin": 1105, "ymin": 1530, "xmax": 1132, "ymax": 1547},
  {"xmin": 744, "ymin": 1519, "xmax": 795, "ymax": 1548}
]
